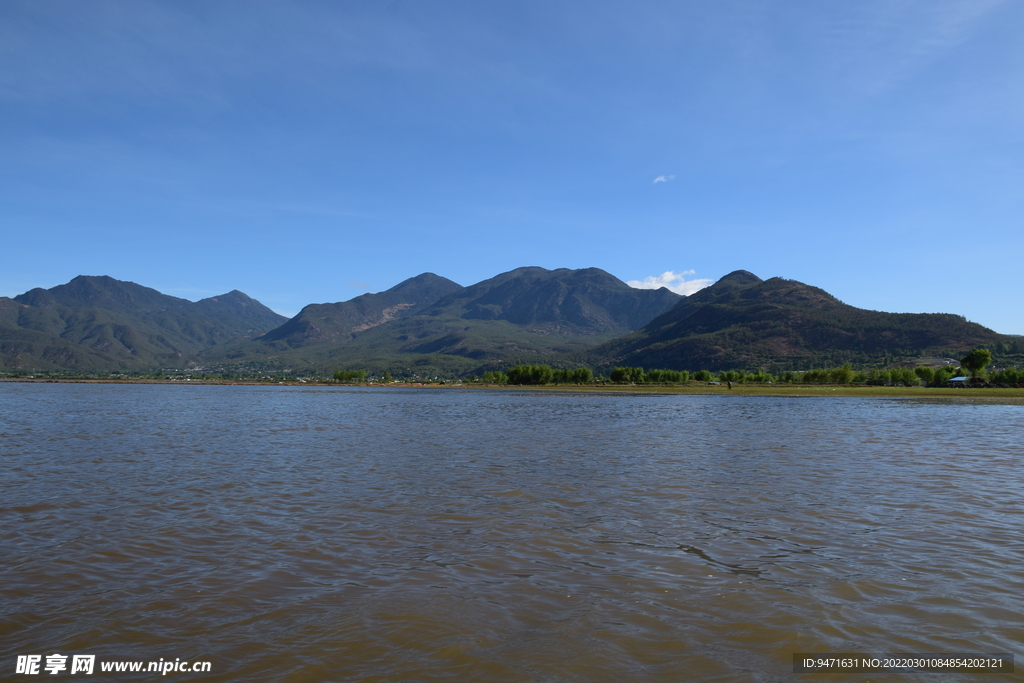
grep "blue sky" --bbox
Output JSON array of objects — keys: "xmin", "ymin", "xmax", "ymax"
[{"xmin": 2, "ymin": 0, "xmax": 1022, "ymax": 333}]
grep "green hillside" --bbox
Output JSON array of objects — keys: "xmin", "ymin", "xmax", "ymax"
[
  {"xmin": 1, "ymin": 276, "xmax": 287, "ymax": 371},
  {"xmin": 588, "ymin": 271, "xmax": 1009, "ymax": 372},
  {"xmin": 202, "ymin": 266, "xmax": 682, "ymax": 376},
  {"xmin": 256, "ymin": 273, "xmax": 464, "ymax": 348},
  {"xmin": 3, "ymin": 269, "xmax": 1014, "ymax": 378}
]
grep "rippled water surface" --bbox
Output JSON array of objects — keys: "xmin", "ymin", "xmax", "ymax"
[{"xmin": 2, "ymin": 383, "xmax": 1022, "ymax": 681}]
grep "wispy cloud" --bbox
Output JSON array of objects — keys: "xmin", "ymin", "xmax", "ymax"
[
  {"xmin": 652, "ymin": 174, "xmax": 676, "ymax": 184},
  {"xmin": 627, "ymin": 270, "xmax": 712, "ymax": 296},
  {"xmin": 811, "ymin": 0, "xmax": 1009, "ymax": 99}
]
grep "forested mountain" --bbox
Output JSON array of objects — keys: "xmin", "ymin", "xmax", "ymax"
[
  {"xmin": 257, "ymin": 273, "xmax": 464, "ymax": 347},
  {"xmin": 206, "ymin": 266, "xmax": 682, "ymax": 375},
  {"xmin": 191, "ymin": 290, "xmax": 291, "ymax": 335},
  {"xmin": 2, "ymin": 269, "xmax": 1013, "ymax": 376},
  {"xmin": 0, "ymin": 276, "xmax": 287, "ymax": 371},
  {"xmin": 418, "ymin": 267, "xmax": 680, "ymax": 333},
  {"xmin": 589, "ymin": 270, "xmax": 1008, "ymax": 372}
]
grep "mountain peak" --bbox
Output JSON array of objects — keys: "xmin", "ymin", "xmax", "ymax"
[
  {"xmin": 256, "ymin": 272, "xmax": 464, "ymax": 346},
  {"xmin": 193, "ymin": 290, "xmax": 287, "ymax": 330},
  {"xmin": 14, "ymin": 275, "xmax": 185, "ymax": 311},
  {"xmin": 388, "ymin": 272, "xmax": 463, "ymax": 295},
  {"xmin": 197, "ymin": 290, "xmax": 255, "ymax": 305},
  {"xmin": 421, "ymin": 265, "xmax": 682, "ymax": 332},
  {"xmin": 717, "ymin": 270, "xmax": 762, "ymax": 285}
]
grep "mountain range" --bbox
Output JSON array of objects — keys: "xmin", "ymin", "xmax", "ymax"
[
  {"xmin": 0, "ymin": 276, "xmax": 287, "ymax": 371},
  {"xmin": 203, "ymin": 267, "xmax": 682, "ymax": 376},
  {"xmin": 1, "ymin": 269, "xmax": 1016, "ymax": 375}
]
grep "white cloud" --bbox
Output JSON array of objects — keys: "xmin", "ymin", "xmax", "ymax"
[
  {"xmin": 627, "ymin": 270, "xmax": 713, "ymax": 296},
  {"xmin": 652, "ymin": 174, "xmax": 676, "ymax": 183}
]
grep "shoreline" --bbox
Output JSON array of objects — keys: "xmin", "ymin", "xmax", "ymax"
[{"xmin": 3, "ymin": 377, "xmax": 1024, "ymax": 401}]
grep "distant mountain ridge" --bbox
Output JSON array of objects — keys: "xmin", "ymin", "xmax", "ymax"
[
  {"xmin": 419, "ymin": 267, "xmax": 680, "ymax": 333},
  {"xmin": 206, "ymin": 266, "xmax": 683, "ymax": 375},
  {"xmin": 14, "ymin": 276, "xmax": 286, "ymax": 336},
  {"xmin": 1, "ymin": 269, "xmax": 1013, "ymax": 375},
  {"xmin": 258, "ymin": 273, "xmax": 464, "ymax": 348},
  {"xmin": 17, "ymin": 275, "xmax": 181, "ymax": 312},
  {"xmin": 1, "ymin": 276, "xmax": 287, "ymax": 371},
  {"xmin": 589, "ymin": 270, "xmax": 1007, "ymax": 371}
]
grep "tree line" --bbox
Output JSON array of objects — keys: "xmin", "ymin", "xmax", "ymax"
[
  {"xmin": 505, "ymin": 365, "xmax": 594, "ymax": 385},
  {"xmin": 333, "ymin": 348, "xmax": 1021, "ymax": 387},
  {"xmin": 333, "ymin": 369, "xmax": 367, "ymax": 382}
]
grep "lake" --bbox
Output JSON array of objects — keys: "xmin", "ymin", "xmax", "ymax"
[{"xmin": 2, "ymin": 383, "xmax": 1021, "ymax": 681}]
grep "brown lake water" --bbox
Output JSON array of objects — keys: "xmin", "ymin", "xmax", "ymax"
[{"xmin": 2, "ymin": 383, "xmax": 1022, "ymax": 681}]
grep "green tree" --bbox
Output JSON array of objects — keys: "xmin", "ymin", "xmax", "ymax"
[
  {"xmin": 610, "ymin": 367, "xmax": 646, "ymax": 383},
  {"xmin": 865, "ymin": 369, "xmax": 890, "ymax": 386},
  {"xmin": 802, "ymin": 369, "xmax": 824, "ymax": 384},
  {"xmin": 930, "ymin": 366, "xmax": 957, "ymax": 386},
  {"xmin": 960, "ymin": 348, "xmax": 992, "ymax": 379},
  {"xmin": 507, "ymin": 365, "xmax": 554, "ymax": 385},
  {"xmin": 828, "ymin": 364, "xmax": 855, "ymax": 384},
  {"xmin": 334, "ymin": 369, "xmax": 367, "ymax": 382},
  {"xmin": 571, "ymin": 367, "xmax": 594, "ymax": 383},
  {"xmin": 383, "ymin": 371, "xmax": 392, "ymax": 383},
  {"xmin": 991, "ymin": 366, "xmax": 1023, "ymax": 384},
  {"xmin": 891, "ymin": 368, "xmax": 919, "ymax": 386},
  {"xmin": 645, "ymin": 369, "xmax": 688, "ymax": 383},
  {"xmin": 913, "ymin": 367, "xmax": 934, "ymax": 384}
]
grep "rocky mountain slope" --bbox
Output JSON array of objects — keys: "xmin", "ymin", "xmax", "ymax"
[{"xmin": 257, "ymin": 273, "xmax": 464, "ymax": 348}]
